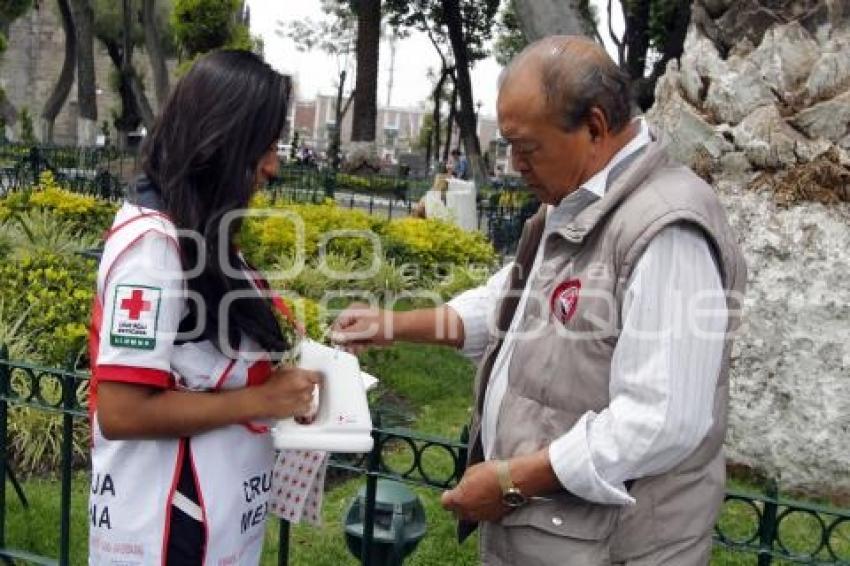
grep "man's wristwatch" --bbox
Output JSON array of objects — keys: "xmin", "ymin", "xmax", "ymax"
[{"xmin": 495, "ymin": 460, "xmax": 528, "ymax": 508}]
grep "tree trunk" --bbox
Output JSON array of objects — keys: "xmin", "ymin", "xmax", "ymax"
[
  {"xmin": 71, "ymin": 0, "xmax": 97, "ymax": 145},
  {"xmin": 443, "ymin": 82, "xmax": 457, "ymax": 162},
  {"xmin": 142, "ymin": 0, "xmax": 169, "ymax": 109},
  {"xmin": 633, "ymin": 0, "xmax": 691, "ymax": 110},
  {"xmin": 41, "ymin": 0, "xmax": 76, "ymax": 143},
  {"xmin": 122, "ymin": 0, "xmax": 154, "ymax": 131},
  {"xmin": 103, "ymin": 39, "xmax": 141, "ymax": 148},
  {"xmin": 430, "ymin": 69, "xmax": 448, "ymax": 168},
  {"xmin": 623, "ymin": 0, "xmax": 651, "ymax": 80},
  {"xmin": 351, "ymin": 0, "xmax": 380, "ymax": 142},
  {"xmin": 329, "ymin": 69, "xmax": 347, "ymax": 172},
  {"xmin": 513, "ymin": 0, "xmax": 597, "ymax": 42},
  {"xmin": 442, "ymin": 0, "xmax": 485, "ymax": 187},
  {"xmin": 128, "ymin": 72, "xmax": 155, "ymax": 129}
]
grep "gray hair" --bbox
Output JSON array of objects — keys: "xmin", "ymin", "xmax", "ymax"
[{"xmin": 502, "ymin": 36, "xmax": 633, "ymax": 133}]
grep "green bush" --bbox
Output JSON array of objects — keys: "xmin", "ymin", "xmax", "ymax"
[
  {"xmin": 0, "ymin": 171, "xmax": 117, "ymax": 235},
  {"xmin": 0, "ymin": 253, "xmax": 95, "ymax": 367},
  {"xmin": 239, "ymin": 195, "xmax": 383, "ymax": 267},
  {"xmin": 380, "ymin": 217, "xmax": 497, "ymax": 268},
  {"xmin": 269, "ymin": 253, "xmax": 415, "ymax": 303},
  {"xmin": 0, "ymin": 209, "xmax": 100, "ymax": 259},
  {"xmin": 334, "ymin": 173, "xmax": 409, "ymax": 193}
]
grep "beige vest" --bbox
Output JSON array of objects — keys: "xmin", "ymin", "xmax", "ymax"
[{"xmin": 461, "ymin": 133, "xmax": 746, "ymax": 559}]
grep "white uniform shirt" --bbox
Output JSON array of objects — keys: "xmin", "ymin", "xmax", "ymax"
[{"xmin": 448, "ymin": 119, "xmax": 729, "ymax": 505}]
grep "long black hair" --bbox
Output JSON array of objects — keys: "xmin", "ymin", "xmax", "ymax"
[{"xmin": 141, "ymin": 50, "xmax": 292, "ymax": 359}]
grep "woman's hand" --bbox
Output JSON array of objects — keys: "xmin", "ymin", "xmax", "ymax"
[{"xmin": 254, "ymin": 367, "xmax": 322, "ymax": 420}]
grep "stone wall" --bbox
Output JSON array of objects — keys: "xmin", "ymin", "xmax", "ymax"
[{"xmin": 0, "ymin": 5, "xmax": 172, "ymax": 145}]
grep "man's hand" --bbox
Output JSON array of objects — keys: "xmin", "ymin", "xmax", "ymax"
[
  {"xmin": 441, "ymin": 449, "xmax": 562, "ymax": 523},
  {"xmin": 329, "ymin": 303, "xmax": 395, "ymax": 354},
  {"xmin": 441, "ymin": 461, "xmax": 511, "ymax": 523}
]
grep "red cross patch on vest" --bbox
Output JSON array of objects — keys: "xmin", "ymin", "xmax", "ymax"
[
  {"xmin": 109, "ymin": 285, "xmax": 161, "ymax": 350},
  {"xmin": 551, "ymin": 279, "xmax": 581, "ymax": 325}
]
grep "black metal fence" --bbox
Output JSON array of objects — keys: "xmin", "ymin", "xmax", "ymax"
[
  {"xmin": 0, "ymin": 143, "xmax": 138, "ymax": 200},
  {"xmin": 1, "ymin": 348, "xmax": 848, "ymax": 565}
]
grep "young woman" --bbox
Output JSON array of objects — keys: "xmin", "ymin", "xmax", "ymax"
[{"xmin": 88, "ymin": 50, "xmax": 318, "ymax": 565}]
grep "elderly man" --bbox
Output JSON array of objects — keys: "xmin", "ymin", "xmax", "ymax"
[{"xmin": 332, "ymin": 36, "xmax": 745, "ymax": 565}]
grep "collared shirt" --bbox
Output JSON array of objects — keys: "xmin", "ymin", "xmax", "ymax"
[{"xmin": 448, "ymin": 119, "xmax": 728, "ymax": 505}]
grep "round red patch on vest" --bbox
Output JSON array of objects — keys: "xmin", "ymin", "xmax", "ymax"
[{"xmin": 551, "ymin": 279, "xmax": 582, "ymax": 324}]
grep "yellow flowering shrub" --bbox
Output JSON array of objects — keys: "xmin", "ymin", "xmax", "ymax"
[
  {"xmin": 380, "ymin": 217, "xmax": 497, "ymax": 268},
  {"xmin": 240, "ymin": 198, "xmax": 383, "ymax": 267},
  {"xmin": 0, "ymin": 252, "xmax": 96, "ymax": 366},
  {"xmin": 0, "ymin": 172, "xmax": 117, "ymax": 234}
]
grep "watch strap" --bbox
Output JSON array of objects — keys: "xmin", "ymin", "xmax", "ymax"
[{"xmin": 495, "ymin": 460, "xmax": 514, "ymax": 495}]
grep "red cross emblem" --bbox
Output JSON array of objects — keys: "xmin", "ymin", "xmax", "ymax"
[
  {"xmin": 120, "ymin": 289, "xmax": 151, "ymax": 320},
  {"xmin": 551, "ymin": 279, "xmax": 582, "ymax": 325}
]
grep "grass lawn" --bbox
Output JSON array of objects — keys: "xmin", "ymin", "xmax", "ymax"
[{"xmin": 3, "ymin": 343, "xmax": 848, "ymax": 565}]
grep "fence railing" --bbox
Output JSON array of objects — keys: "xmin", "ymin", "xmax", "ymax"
[
  {"xmin": 1, "ymin": 348, "xmax": 848, "ymax": 565},
  {"xmin": 0, "ymin": 143, "xmax": 138, "ymax": 200}
]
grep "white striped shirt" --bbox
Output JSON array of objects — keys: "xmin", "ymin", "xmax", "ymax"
[{"xmin": 448, "ymin": 122, "xmax": 728, "ymax": 505}]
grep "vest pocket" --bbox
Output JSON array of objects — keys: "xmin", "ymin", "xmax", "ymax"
[{"xmin": 500, "ymin": 494, "xmax": 620, "ymax": 540}]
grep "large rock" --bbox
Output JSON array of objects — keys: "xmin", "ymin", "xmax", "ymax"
[
  {"xmin": 791, "ymin": 91, "xmax": 850, "ymax": 142},
  {"xmin": 646, "ymin": 61, "xmax": 733, "ymax": 165},
  {"xmin": 679, "ymin": 27, "xmax": 728, "ymax": 106},
  {"xmin": 719, "ymin": 180, "xmax": 850, "ymax": 496},
  {"xmin": 704, "ymin": 58, "xmax": 776, "ymax": 124},
  {"xmin": 651, "ymin": 10, "xmax": 850, "ymax": 497},
  {"xmin": 747, "ymin": 22, "xmax": 820, "ymax": 97},
  {"xmin": 732, "ymin": 105, "xmax": 799, "ymax": 168},
  {"xmin": 805, "ymin": 43, "xmax": 850, "ymax": 102}
]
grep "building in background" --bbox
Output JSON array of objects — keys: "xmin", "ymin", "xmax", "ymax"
[{"xmin": 1, "ymin": 5, "xmax": 175, "ymax": 146}]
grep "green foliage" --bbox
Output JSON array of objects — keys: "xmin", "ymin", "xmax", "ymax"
[
  {"xmin": 227, "ymin": 21, "xmax": 261, "ymax": 53},
  {"xmin": 8, "ymin": 401, "xmax": 89, "ymax": 475},
  {"xmin": 385, "ymin": 0, "xmax": 501, "ymax": 62},
  {"xmin": 1, "ymin": 296, "xmax": 90, "ymax": 476},
  {"xmin": 380, "ymin": 217, "xmax": 497, "ymax": 268},
  {"xmin": 18, "ymin": 107, "xmax": 35, "ymax": 145},
  {"xmin": 239, "ymin": 195, "xmax": 381, "ymax": 267},
  {"xmin": 283, "ymin": 0, "xmax": 356, "ymax": 58},
  {"xmin": 647, "ymin": 0, "xmax": 680, "ymax": 53},
  {"xmin": 171, "ymin": 0, "xmax": 263, "ymax": 76},
  {"xmin": 334, "ymin": 172, "xmax": 410, "ymax": 193},
  {"xmin": 0, "ymin": 171, "xmax": 117, "ymax": 234},
  {"xmin": 0, "ymin": 299, "xmax": 33, "ymax": 359},
  {"xmin": 0, "ymin": 177, "xmax": 102, "ymax": 369},
  {"xmin": 270, "ymin": 253, "xmax": 416, "ymax": 304},
  {"xmin": 0, "ymin": 0, "xmax": 31, "ymax": 28},
  {"xmin": 93, "ymin": 0, "xmax": 144, "ymax": 46},
  {"xmin": 431, "ymin": 264, "xmax": 490, "ymax": 301},
  {"xmin": 0, "ymin": 252, "xmax": 95, "ymax": 367},
  {"xmin": 0, "ymin": 209, "xmax": 100, "ymax": 259},
  {"xmin": 280, "ymin": 295, "xmax": 324, "ymax": 343},
  {"xmin": 172, "ymin": 0, "xmax": 245, "ymax": 57},
  {"xmin": 493, "ymin": 0, "xmax": 527, "ymax": 66}
]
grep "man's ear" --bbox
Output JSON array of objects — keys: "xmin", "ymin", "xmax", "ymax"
[{"xmin": 586, "ymin": 107, "xmax": 609, "ymax": 143}]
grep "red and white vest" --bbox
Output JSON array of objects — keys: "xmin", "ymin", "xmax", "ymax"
[{"xmin": 88, "ymin": 203, "xmax": 283, "ymax": 565}]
